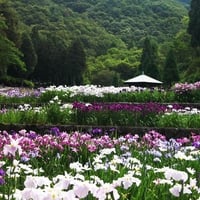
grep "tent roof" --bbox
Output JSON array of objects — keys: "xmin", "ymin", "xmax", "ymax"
[{"xmin": 124, "ymin": 74, "xmax": 162, "ymax": 85}]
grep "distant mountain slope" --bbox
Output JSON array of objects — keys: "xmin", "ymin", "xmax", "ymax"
[
  {"xmin": 55, "ymin": 0, "xmax": 188, "ymax": 46},
  {"xmin": 11, "ymin": 0, "xmax": 126, "ymax": 56},
  {"xmin": 11, "ymin": 0, "xmax": 188, "ymax": 49}
]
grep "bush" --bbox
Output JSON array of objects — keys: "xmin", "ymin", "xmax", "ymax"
[{"xmin": 0, "ymin": 76, "xmax": 34, "ymax": 88}]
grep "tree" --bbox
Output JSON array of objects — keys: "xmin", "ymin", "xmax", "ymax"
[
  {"xmin": 115, "ymin": 62, "xmax": 136, "ymax": 80},
  {"xmin": 188, "ymin": 0, "xmax": 200, "ymax": 48},
  {"xmin": 174, "ymin": 30, "xmax": 193, "ymax": 66},
  {"xmin": 9, "ymin": 32, "xmax": 37, "ymax": 78},
  {"xmin": 92, "ymin": 69, "xmax": 120, "ymax": 86},
  {"xmin": 0, "ymin": 0, "xmax": 21, "ymax": 47},
  {"xmin": 163, "ymin": 49, "xmax": 179, "ymax": 87},
  {"xmin": 31, "ymin": 31, "xmax": 65, "ymax": 84},
  {"xmin": 66, "ymin": 39, "xmax": 86, "ymax": 85},
  {"xmin": 184, "ymin": 57, "xmax": 200, "ymax": 82},
  {"xmin": 0, "ymin": 15, "xmax": 25, "ymax": 77},
  {"xmin": 139, "ymin": 37, "xmax": 160, "ymax": 79},
  {"xmin": 20, "ymin": 32, "xmax": 37, "ymax": 78}
]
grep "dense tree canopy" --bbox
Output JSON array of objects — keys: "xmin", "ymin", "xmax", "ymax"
[
  {"xmin": 0, "ymin": 1, "xmax": 25, "ymax": 78},
  {"xmin": 31, "ymin": 30, "xmax": 69, "ymax": 84},
  {"xmin": 0, "ymin": 0, "xmax": 199, "ymax": 86},
  {"xmin": 163, "ymin": 49, "xmax": 179, "ymax": 87},
  {"xmin": 65, "ymin": 0, "xmax": 188, "ymax": 47},
  {"xmin": 20, "ymin": 32, "xmax": 37, "ymax": 77},
  {"xmin": 139, "ymin": 37, "xmax": 160, "ymax": 79},
  {"xmin": 188, "ymin": 0, "xmax": 200, "ymax": 48},
  {"xmin": 66, "ymin": 39, "xmax": 87, "ymax": 85}
]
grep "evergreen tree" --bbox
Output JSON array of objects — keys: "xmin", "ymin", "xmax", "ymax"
[
  {"xmin": 115, "ymin": 62, "xmax": 136, "ymax": 80},
  {"xmin": 20, "ymin": 32, "xmax": 37, "ymax": 77},
  {"xmin": 92, "ymin": 69, "xmax": 120, "ymax": 86},
  {"xmin": 0, "ymin": 0, "xmax": 21, "ymax": 47},
  {"xmin": 0, "ymin": 15, "xmax": 25, "ymax": 77},
  {"xmin": 188, "ymin": 0, "xmax": 200, "ymax": 48},
  {"xmin": 30, "ymin": 26, "xmax": 46, "ymax": 83},
  {"xmin": 31, "ymin": 29, "xmax": 70, "ymax": 85},
  {"xmin": 139, "ymin": 37, "xmax": 159, "ymax": 79},
  {"xmin": 66, "ymin": 39, "xmax": 86, "ymax": 85},
  {"xmin": 163, "ymin": 49, "xmax": 179, "ymax": 87}
]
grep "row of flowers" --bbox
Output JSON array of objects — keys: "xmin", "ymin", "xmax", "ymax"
[
  {"xmin": 72, "ymin": 102, "xmax": 199, "ymax": 113},
  {"xmin": 2, "ymin": 81, "xmax": 200, "ymax": 99},
  {"xmin": 1, "ymin": 100, "xmax": 200, "ymax": 115},
  {"xmin": 1, "ymin": 81, "xmax": 200, "ymax": 103},
  {"xmin": 173, "ymin": 81, "xmax": 200, "ymax": 93},
  {"xmin": 72, "ymin": 102, "xmax": 200, "ymax": 127},
  {"xmin": 44, "ymin": 81, "xmax": 200, "ymax": 96},
  {"xmin": 0, "ymin": 100, "xmax": 200, "ymax": 127},
  {"xmin": 0, "ymin": 128, "xmax": 200, "ymax": 199}
]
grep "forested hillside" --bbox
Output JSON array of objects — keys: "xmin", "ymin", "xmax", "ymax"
[
  {"xmin": 51, "ymin": 0, "xmax": 188, "ymax": 47},
  {"xmin": 0, "ymin": 0, "xmax": 199, "ymax": 87}
]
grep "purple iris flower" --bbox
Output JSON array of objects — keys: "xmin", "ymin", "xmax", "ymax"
[
  {"xmin": 0, "ymin": 169, "xmax": 5, "ymax": 176},
  {"xmin": 50, "ymin": 127, "xmax": 60, "ymax": 136},
  {"xmin": 0, "ymin": 178, "xmax": 5, "ymax": 185},
  {"xmin": 28, "ymin": 131, "xmax": 37, "ymax": 139},
  {"xmin": 192, "ymin": 141, "xmax": 200, "ymax": 149},
  {"xmin": 92, "ymin": 128, "xmax": 102, "ymax": 135},
  {"xmin": 21, "ymin": 156, "xmax": 30, "ymax": 162},
  {"xmin": 0, "ymin": 169, "xmax": 5, "ymax": 185}
]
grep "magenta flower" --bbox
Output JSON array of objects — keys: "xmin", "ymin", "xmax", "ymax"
[
  {"xmin": 0, "ymin": 168, "xmax": 5, "ymax": 185},
  {"xmin": 3, "ymin": 137, "xmax": 22, "ymax": 157},
  {"xmin": 176, "ymin": 137, "xmax": 190, "ymax": 145}
]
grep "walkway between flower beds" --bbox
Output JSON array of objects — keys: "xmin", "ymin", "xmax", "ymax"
[{"xmin": 0, "ymin": 124, "xmax": 199, "ymax": 139}]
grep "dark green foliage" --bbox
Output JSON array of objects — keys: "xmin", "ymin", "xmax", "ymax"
[
  {"xmin": 69, "ymin": 0, "xmax": 187, "ymax": 46},
  {"xmin": 163, "ymin": 49, "xmax": 179, "ymax": 87},
  {"xmin": 11, "ymin": 0, "xmax": 125, "ymax": 56},
  {"xmin": 139, "ymin": 37, "xmax": 160, "ymax": 79},
  {"xmin": 184, "ymin": 57, "xmax": 200, "ymax": 82},
  {"xmin": 20, "ymin": 32, "xmax": 38, "ymax": 77},
  {"xmin": 31, "ymin": 32, "xmax": 86, "ymax": 85},
  {"xmin": 10, "ymin": 0, "xmax": 188, "ymax": 49},
  {"xmin": 91, "ymin": 69, "xmax": 120, "ymax": 86},
  {"xmin": 115, "ymin": 62, "xmax": 137, "ymax": 80},
  {"xmin": 86, "ymin": 47, "xmax": 141, "ymax": 84},
  {"xmin": 8, "ymin": 32, "xmax": 38, "ymax": 78},
  {"xmin": 173, "ymin": 30, "xmax": 193, "ymax": 69},
  {"xmin": 0, "ymin": 0, "xmax": 21, "ymax": 47},
  {"xmin": 0, "ymin": 12, "xmax": 25, "ymax": 77},
  {"xmin": 0, "ymin": 75, "xmax": 34, "ymax": 87},
  {"xmin": 65, "ymin": 39, "xmax": 87, "ymax": 85},
  {"xmin": 188, "ymin": 0, "xmax": 200, "ymax": 48},
  {"xmin": 0, "ymin": 0, "xmax": 197, "ymax": 85},
  {"xmin": 31, "ymin": 29, "xmax": 71, "ymax": 85}
]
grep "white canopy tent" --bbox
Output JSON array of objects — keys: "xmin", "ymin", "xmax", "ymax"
[{"xmin": 124, "ymin": 73, "xmax": 163, "ymax": 87}]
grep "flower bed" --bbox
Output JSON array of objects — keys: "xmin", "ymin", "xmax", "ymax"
[
  {"xmin": 72, "ymin": 102, "xmax": 200, "ymax": 127},
  {"xmin": 0, "ymin": 128, "xmax": 200, "ymax": 199},
  {"xmin": 0, "ymin": 83, "xmax": 200, "ymax": 199},
  {"xmin": 1, "ymin": 81, "xmax": 200, "ymax": 104},
  {"xmin": 0, "ymin": 101, "xmax": 200, "ymax": 128}
]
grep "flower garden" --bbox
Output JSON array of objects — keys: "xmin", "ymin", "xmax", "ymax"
[{"xmin": 0, "ymin": 82, "xmax": 200, "ymax": 199}]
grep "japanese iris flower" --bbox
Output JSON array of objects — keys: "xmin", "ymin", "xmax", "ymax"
[
  {"xmin": 164, "ymin": 168, "xmax": 188, "ymax": 182},
  {"xmin": 3, "ymin": 137, "xmax": 22, "ymax": 157},
  {"xmin": 73, "ymin": 181, "xmax": 90, "ymax": 199},
  {"xmin": 169, "ymin": 183, "xmax": 192, "ymax": 197}
]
